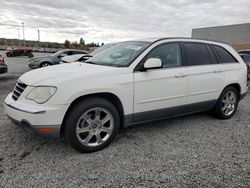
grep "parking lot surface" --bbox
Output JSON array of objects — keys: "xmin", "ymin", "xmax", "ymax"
[{"xmin": 0, "ymin": 51, "xmax": 249, "ymax": 187}]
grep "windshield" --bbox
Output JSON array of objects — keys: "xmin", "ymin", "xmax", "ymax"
[
  {"xmin": 86, "ymin": 41, "xmax": 150, "ymax": 67},
  {"xmin": 51, "ymin": 50, "xmax": 64, "ymax": 57},
  {"xmin": 90, "ymin": 43, "xmax": 116, "ymax": 56}
]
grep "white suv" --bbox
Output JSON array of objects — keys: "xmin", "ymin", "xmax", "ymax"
[{"xmin": 4, "ymin": 38, "xmax": 248, "ymax": 152}]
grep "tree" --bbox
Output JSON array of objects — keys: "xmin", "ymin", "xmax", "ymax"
[
  {"xmin": 70, "ymin": 41, "xmax": 79, "ymax": 49},
  {"xmin": 79, "ymin": 37, "xmax": 85, "ymax": 45},
  {"xmin": 64, "ymin": 40, "xmax": 70, "ymax": 48},
  {"xmin": 47, "ymin": 43, "xmax": 52, "ymax": 48}
]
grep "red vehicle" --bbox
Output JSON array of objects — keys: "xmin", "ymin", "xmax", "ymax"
[
  {"xmin": 6, "ymin": 49, "xmax": 34, "ymax": 58},
  {"xmin": 0, "ymin": 55, "xmax": 8, "ymax": 74}
]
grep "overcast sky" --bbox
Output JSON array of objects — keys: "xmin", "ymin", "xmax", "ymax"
[{"xmin": 0, "ymin": 0, "xmax": 250, "ymax": 43}]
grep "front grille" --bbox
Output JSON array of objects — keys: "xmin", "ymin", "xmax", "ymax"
[{"xmin": 12, "ymin": 81, "xmax": 27, "ymax": 101}]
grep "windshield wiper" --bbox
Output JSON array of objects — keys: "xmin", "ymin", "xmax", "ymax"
[
  {"xmin": 85, "ymin": 61, "xmax": 98, "ymax": 65},
  {"xmin": 85, "ymin": 61, "xmax": 121, "ymax": 67}
]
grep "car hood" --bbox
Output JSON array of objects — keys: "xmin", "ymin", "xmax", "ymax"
[{"xmin": 19, "ymin": 62, "xmax": 120, "ymax": 86}]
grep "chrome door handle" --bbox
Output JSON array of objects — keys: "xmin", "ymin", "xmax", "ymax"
[{"xmin": 175, "ymin": 73, "xmax": 187, "ymax": 78}]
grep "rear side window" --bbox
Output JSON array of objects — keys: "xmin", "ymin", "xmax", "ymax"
[
  {"xmin": 73, "ymin": 51, "xmax": 87, "ymax": 55},
  {"xmin": 212, "ymin": 45, "xmax": 238, "ymax": 63},
  {"xmin": 183, "ymin": 42, "xmax": 211, "ymax": 66}
]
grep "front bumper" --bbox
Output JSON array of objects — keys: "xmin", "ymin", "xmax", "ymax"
[{"xmin": 4, "ymin": 93, "xmax": 69, "ymax": 137}]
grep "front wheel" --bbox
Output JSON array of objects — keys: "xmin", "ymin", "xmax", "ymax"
[
  {"xmin": 212, "ymin": 86, "xmax": 239, "ymax": 119},
  {"xmin": 64, "ymin": 97, "xmax": 120, "ymax": 153},
  {"xmin": 40, "ymin": 62, "xmax": 51, "ymax": 67}
]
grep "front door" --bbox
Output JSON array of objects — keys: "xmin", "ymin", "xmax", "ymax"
[{"xmin": 133, "ymin": 42, "xmax": 188, "ymax": 122}]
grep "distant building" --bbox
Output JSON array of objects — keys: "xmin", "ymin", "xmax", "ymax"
[{"xmin": 192, "ymin": 23, "xmax": 250, "ymax": 50}]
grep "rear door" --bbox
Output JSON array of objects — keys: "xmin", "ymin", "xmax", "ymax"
[
  {"xmin": 212, "ymin": 45, "xmax": 241, "ymax": 85},
  {"xmin": 182, "ymin": 42, "xmax": 225, "ymax": 110}
]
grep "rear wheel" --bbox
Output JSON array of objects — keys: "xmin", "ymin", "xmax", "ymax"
[
  {"xmin": 212, "ymin": 86, "xmax": 239, "ymax": 119},
  {"xmin": 64, "ymin": 97, "xmax": 120, "ymax": 153}
]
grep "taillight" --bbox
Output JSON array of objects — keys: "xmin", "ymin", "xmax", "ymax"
[{"xmin": 0, "ymin": 55, "xmax": 4, "ymax": 64}]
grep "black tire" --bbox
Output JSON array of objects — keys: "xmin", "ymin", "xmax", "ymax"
[
  {"xmin": 212, "ymin": 86, "xmax": 239, "ymax": 119},
  {"xmin": 40, "ymin": 62, "xmax": 51, "ymax": 67},
  {"xmin": 64, "ymin": 97, "xmax": 120, "ymax": 153}
]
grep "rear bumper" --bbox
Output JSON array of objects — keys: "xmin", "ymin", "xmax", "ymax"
[
  {"xmin": 0, "ymin": 65, "xmax": 8, "ymax": 74},
  {"xmin": 240, "ymin": 82, "xmax": 249, "ymax": 100}
]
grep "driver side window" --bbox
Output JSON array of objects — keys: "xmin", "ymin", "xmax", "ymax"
[{"xmin": 146, "ymin": 43, "xmax": 182, "ymax": 68}]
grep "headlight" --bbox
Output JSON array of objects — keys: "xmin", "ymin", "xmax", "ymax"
[{"xmin": 26, "ymin": 86, "xmax": 57, "ymax": 104}]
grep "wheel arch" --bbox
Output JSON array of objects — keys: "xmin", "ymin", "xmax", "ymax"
[
  {"xmin": 39, "ymin": 61, "xmax": 52, "ymax": 67},
  {"xmin": 60, "ymin": 92, "xmax": 125, "ymax": 136},
  {"xmin": 224, "ymin": 83, "xmax": 241, "ymax": 97}
]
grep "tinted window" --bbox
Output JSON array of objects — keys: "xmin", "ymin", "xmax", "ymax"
[
  {"xmin": 212, "ymin": 45, "xmax": 237, "ymax": 63},
  {"xmin": 241, "ymin": 54, "xmax": 250, "ymax": 63},
  {"xmin": 183, "ymin": 42, "xmax": 211, "ymax": 66},
  {"xmin": 146, "ymin": 43, "xmax": 182, "ymax": 68},
  {"xmin": 73, "ymin": 51, "xmax": 87, "ymax": 55},
  {"xmin": 67, "ymin": 51, "xmax": 73, "ymax": 55},
  {"xmin": 207, "ymin": 45, "xmax": 218, "ymax": 64}
]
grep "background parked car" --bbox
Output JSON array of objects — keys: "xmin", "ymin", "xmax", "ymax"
[
  {"xmin": 0, "ymin": 55, "xmax": 8, "ymax": 74},
  {"xmin": 6, "ymin": 49, "xmax": 34, "ymax": 58},
  {"xmin": 61, "ymin": 54, "xmax": 92, "ymax": 64},
  {"xmin": 239, "ymin": 53, "xmax": 250, "ymax": 80},
  {"xmin": 60, "ymin": 43, "xmax": 117, "ymax": 64},
  {"xmin": 238, "ymin": 50, "xmax": 250, "ymax": 55},
  {"xmin": 28, "ymin": 49, "xmax": 89, "ymax": 69}
]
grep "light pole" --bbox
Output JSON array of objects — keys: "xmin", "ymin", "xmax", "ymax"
[
  {"xmin": 37, "ymin": 29, "xmax": 40, "ymax": 42},
  {"xmin": 22, "ymin": 22, "xmax": 25, "ymax": 47},
  {"xmin": 17, "ymin": 28, "xmax": 20, "ymax": 46}
]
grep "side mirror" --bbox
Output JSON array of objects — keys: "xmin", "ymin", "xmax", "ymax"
[{"xmin": 144, "ymin": 58, "xmax": 162, "ymax": 70}]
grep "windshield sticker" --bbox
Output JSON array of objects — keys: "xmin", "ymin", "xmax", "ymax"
[{"xmin": 126, "ymin": 45, "xmax": 142, "ymax": 50}]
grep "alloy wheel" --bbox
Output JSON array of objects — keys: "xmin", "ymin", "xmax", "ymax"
[
  {"xmin": 221, "ymin": 90, "xmax": 237, "ymax": 116},
  {"xmin": 76, "ymin": 107, "xmax": 114, "ymax": 147}
]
